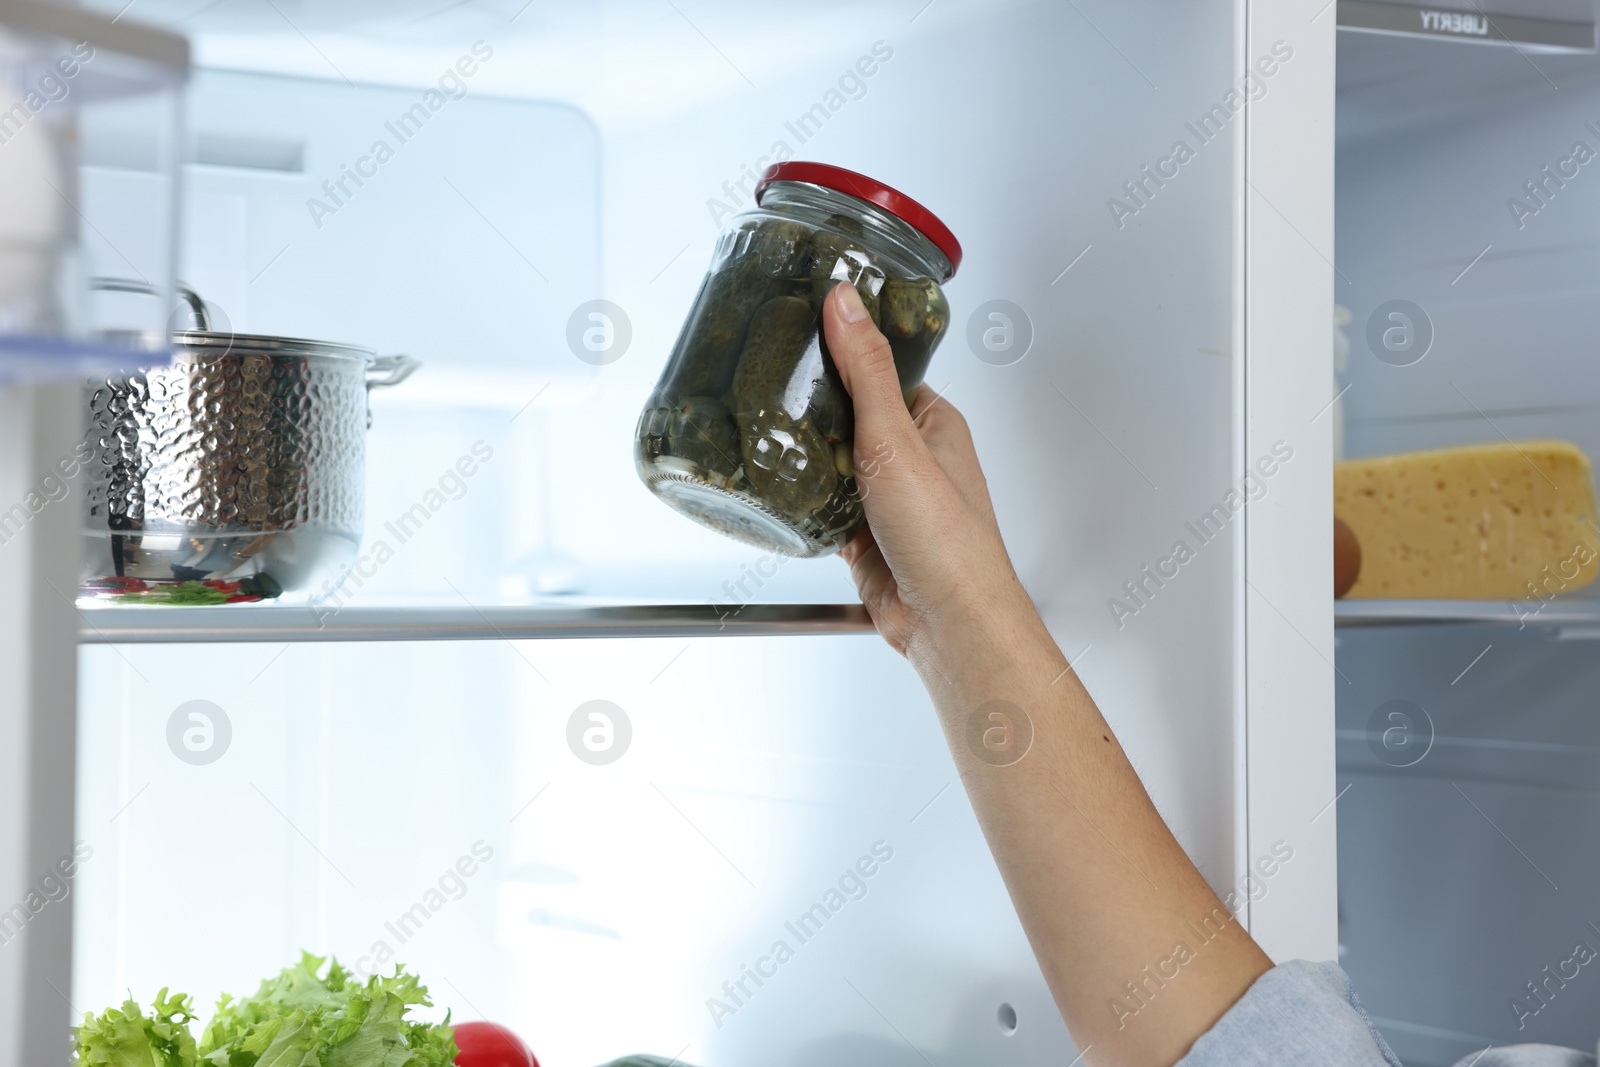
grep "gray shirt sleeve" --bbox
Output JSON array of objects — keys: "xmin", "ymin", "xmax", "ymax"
[
  {"xmin": 1175, "ymin": 961, "xmax": 1597, "ymax": 1067},
  {"xmin": 1454, "ymin": 1049, "xmax": 1598, "ymax": 1067},
  {"xmin": 1176, "ymin": 960, "xmax": 1403, "ymax": 1066}
]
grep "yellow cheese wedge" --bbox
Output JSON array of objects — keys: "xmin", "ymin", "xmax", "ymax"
[{"xmin": 1334, "ymin": 441, "xmax": 1600, "ymax": 600}]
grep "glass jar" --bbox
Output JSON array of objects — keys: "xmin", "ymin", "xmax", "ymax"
[{"xmin": 636, "ymin": 162, "xmax": 961, "ymax": 557}]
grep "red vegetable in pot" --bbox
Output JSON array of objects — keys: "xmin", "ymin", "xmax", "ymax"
[{"xmin": 453, "ymin": 1022, "xmax": 537, "ymax": 1067}]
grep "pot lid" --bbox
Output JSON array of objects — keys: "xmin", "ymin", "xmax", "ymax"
[
  {"xmin": 92, "ymin": 278, "xmax": 376, "ymax": 363},
  {"xmin": 94, "ymin": 329, "xmax": 376, "ymax": 362},
  {"xmin": 173, "ymin": 330, "xmax": 376, "ymax": 361}
]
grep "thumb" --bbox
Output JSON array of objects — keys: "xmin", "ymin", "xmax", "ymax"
[{"xmin": 823, "ymin": 281, "xmax": 925, "ymax": 468}]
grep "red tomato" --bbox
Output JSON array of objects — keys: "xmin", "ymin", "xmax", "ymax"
[{"xmin": 453, "ymin": 1022, "xmax": 537, "ymax": 1067}]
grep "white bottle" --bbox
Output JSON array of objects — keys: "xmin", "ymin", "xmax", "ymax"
[{"xmin": 0, "ymin": 59, "xmax": 66, "ymax": 336}]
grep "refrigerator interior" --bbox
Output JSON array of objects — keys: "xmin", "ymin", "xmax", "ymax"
[
  {"xmin": 1335, "ymin": 16, "xmax": 1600, "ymax": 1067},
  {"xmin": 71, "ymin": 2, "xmax": 1249, "ymax": 1064}
]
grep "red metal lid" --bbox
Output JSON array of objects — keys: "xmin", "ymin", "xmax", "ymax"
[{"xmin": 755, "ymin": 161, "xmax": 962, "ymax": 279}]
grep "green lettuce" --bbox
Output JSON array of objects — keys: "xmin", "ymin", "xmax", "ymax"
[
  {"xmin": 73, "ymin": 954, "xmax": 456, "ymax": 1067},
  {"xmin": 73, "ymin": 989, "xmax": 198, "ymax": 1067}
]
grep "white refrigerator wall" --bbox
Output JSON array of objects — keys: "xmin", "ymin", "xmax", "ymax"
[{"xmin": 74, "ymin": 3, "xmax": 1255, "ymax": 1064}]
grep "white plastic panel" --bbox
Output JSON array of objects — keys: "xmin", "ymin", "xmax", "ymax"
[
  {"xmin": 173, "ymin": 70, "xmax": 601, "ymax": 384},
  {"xmin": 590, "ymin": 0, "xmax": 1249, "ymax": 916},
  {"xmin": 0, "ymin": 385, "xmax": 84, "ymax": 1067},
  {"xmin": 77, "ymin": 635, "xmax": 1068, "ymax": 1065},
  {"xmin": 1243, "ymin": 0, "xmax": 1341, "ymax": 963}
]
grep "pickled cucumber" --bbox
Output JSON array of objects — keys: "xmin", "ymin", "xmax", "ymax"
[
  {"xmin": 663, "ymin": 394, "xmax": 739, "ymax": 473},
  {"xmin": 810, "ymin": 229, "xmax": 870, "ymax": 283},
  {"xmin": 811, "ymin": 333, "xmax": 854, "ymax": 442},
  {"xmin": 662, "ymin": 258, "xmax": 776, "ymax": 397},
  {"xmin": 879, "ymin": 277, "xmax": 945, "ymax": 391},
  {"xmin": 755, "ymin": 219, "xmax": 813, "ymax": 277},
  {"xmin": 922, "ymin": 281, "xmax": 950, "ymax": 338},
  {"xmin": 740, "ymin": 411, "xmax": 836, "ymax": 519},
  {"xmin": 824, "ymin": 212, "xmax": 865, "ymax": 237},
  {"xmin": 731, "ymin": 296, "xmax": 817, "ymax": 420},
  {"xmin": 881, "ymin": 277, "xmax": 933, "ymax": 339},
  {"xmin": 811, "ymin": 478, "xmax": 865, "ymax": 540}
]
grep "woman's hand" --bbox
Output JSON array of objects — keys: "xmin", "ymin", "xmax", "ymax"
[
  {"xmin": 822, "ymin": 281, "xmax": 1037, "ymax": 663},
  {"xmin": 822, "ymin": 279, "xmax": 1272, "ymax": 1067}
]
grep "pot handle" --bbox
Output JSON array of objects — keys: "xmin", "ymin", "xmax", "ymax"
[
  {"xmin": 367, "ymin": 354, "xmax": 421, "ymax": 389},
  {"xmin": 91, "ymin": 277, "xmax": 210, "ymax": 331},
  {"xmin": 364, "ymin": 354, "xmax": 421, "ymax": 428}
]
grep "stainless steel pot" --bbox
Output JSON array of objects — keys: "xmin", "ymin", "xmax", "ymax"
[{"xmin": 79, "ymin": 280, "xmax": 419, "ymax": 605}]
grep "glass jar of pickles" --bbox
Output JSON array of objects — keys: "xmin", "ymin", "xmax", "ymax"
[{"xmin": 636, "ymin": 162, "xmax": 961, "ymax": 557}]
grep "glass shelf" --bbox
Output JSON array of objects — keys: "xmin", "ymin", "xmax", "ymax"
[
  {"xmin": 77, "ymin": 601, "xmax": 876, "ymax": 643},
  {"xmin": 0, "ymin": 335, "xmax": 167, "ymax": 385},
  {"xmin": 86, "ymin": 598, "xmax": 1600, "ymax": 640},
  {"xmin": 1335, "ymin": 598, "xmax": 1600, "ymax": 627}
]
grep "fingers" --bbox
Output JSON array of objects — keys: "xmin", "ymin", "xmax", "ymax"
[
  {"xmin": 907, "ymin": 385, "xmax": 997, "ymax": 527},
  {"xmin": 838, "ymin": 521, "xmax": 873, "ymax": 568},
  {"xmin": 824, "ymin": 283, "xmax": 929, "ymax": 472},
  {"xmin": 840, "ymin": 526, "xmax": 913, "ymax": 654},
  {"xmin": 826, "ymin": 287, "xmax": 1017, "ymax": 654}
]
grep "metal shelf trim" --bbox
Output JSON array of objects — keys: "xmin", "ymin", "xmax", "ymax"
[
  {"xmin": 1335, "ymin": 598, "xmax": 1600, "ymax": 627},
  {"xmin": 83, "ymin": 599, "xmax": 1600, "ymax": 638},
  {"xmin": 78, "ymin": 602, "xmax": 876, "ymax": 643}
]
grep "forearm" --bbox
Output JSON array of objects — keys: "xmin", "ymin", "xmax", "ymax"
[
  {"xmin": 908, "ymin": 590, "xmax": 1271, "ymax": 1067},
  {"xmin": 818, "ymin": 285, "xmax": 1269, "ymax": 1064}
]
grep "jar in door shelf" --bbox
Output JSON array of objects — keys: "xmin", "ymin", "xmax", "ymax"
[{"xmin": 636, "ymin": 161, "xmax": 962, "ymax": 558}]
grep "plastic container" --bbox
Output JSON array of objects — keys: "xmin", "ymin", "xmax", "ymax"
[
  {"xmin": 636, "ymin": 161, "xmax": 961, "ymax": 557},
  {"xmin": 0, "ymin": 8, "xmax": 186, "ymax": 381}
]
